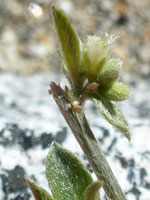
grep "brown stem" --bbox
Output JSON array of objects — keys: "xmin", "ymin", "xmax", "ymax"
[{"xmin": 49, "ymin": 82, "xmax": 127, "ymax": 200}]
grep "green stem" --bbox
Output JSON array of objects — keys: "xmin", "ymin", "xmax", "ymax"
[{"xmin": 50, "ymin": 82, "xmax": 127, "ymax": 200}]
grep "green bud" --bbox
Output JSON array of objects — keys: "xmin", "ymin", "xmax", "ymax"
[
  {"xmin": 102, "ymin": 82, "xmax": 130, "ymax": 101},
  {"xmin": 98, "ymin": 59, "xmax": 122, "ymax": 86}
]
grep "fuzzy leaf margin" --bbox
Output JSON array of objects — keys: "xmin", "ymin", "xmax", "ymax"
[
  {"xmin": 51, "ymin": 5, "xmax": 84, "ymax": 93},
  {"xmin": 93, "ymin": 98, "xmax": 130, "ymax": 140}
]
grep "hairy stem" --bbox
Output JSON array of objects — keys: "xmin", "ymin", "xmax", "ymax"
[{"xmin": 50, "ymin": 82, "xmax": 127, "ymax": 200}]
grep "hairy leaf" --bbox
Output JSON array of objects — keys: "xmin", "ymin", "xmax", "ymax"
[
  {"xmin": 46, "ymin": 142, "xmax": 93, "ymax": 200},
  {"xmin": 51, "ymin": 6, "xmax": 84, "ymax": 93}
]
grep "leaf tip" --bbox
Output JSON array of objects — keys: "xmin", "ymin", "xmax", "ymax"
[
  {"xmin": 126, "ymin": 132, "xmax": 131, "ymax": 142},
  {"xmin": 50, "ymin": 140, "xmax": 60, "ymax": 151},
  {"xmin": 24, "ymin": 176, "xmax": 31, "ymax": 186},
  {"xmin": 122, "ymin": 128, "xmax": 131, "ymax": 141},
  {"xmin": 84, "ymin": 181, "xmax": 103, "ymax": 200}
]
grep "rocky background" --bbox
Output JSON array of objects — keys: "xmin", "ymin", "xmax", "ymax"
[{"xmin": 0, "ymin": 0, "xmax": 150, "ymax": 200}]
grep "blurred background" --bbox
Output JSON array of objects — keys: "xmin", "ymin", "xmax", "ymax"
[
  {"xmin": 0, "ymin": 0, "xmax": 149, "ymax": 79},
  {"xmin": 0, "ymin": 0, "xmax": 150, "ymax": 200}
]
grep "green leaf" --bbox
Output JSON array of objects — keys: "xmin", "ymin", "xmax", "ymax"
[
  {"xmin": 25, "ymin": 177, "xmax": 54, "ymax": 200},
  {"xmin": 93, "ymin": 98, "xmax": 130, "ymax": 140},
  {"xmin": 46, "ymin": 142, "xmax": 93, "ymax": 200},
  {"xmin": 101, "ymin": 82, "xmax": 130, "ymax": 101},
  {"xmin": 98, "ymin": 59, "xmax": 121, "ymax": 86},
  {"xmin": 84, "ymin": 181, "xmax": 103, "ymax": 200},
  {"xmin": 51, "ymin": 6, "xmax": 84, "ymax": 93}
]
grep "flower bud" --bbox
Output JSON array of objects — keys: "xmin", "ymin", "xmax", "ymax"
[
  {"xmin": 101, "ymin": 82, "xmax": 130, "ymax": 101},
  {"xmin": 83, "ymin": 33, "xmax": 118, "ymax": 82},
  {"xmin": 98, "ymin": 59, "xmax": 122, "ymax": 86}
]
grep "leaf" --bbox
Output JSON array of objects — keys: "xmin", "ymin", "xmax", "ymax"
[
  {"xmin": 101, "ymin": 82, "xmax": 130, "ymax": 101},
  {"xmin": 46, "ymin": 142, "xmax": 93, "ymax": 200},
  {"xmin": 93, "ymin": 98, "xmax": 130, "ymax": 140},
  {"xmin": 51, "ymin": 6, "xmax": 84, "ymax": 93},
  {"xmin": 25, "ymin": 177, "xmax": 54, "ymax": 200},
  {"xmin": 98, "ymin": 59, "xmax": 122, "ymax": 86},
  {"xmin": 84, "ymin": 181, "xmax": 103, "ymax": 200}
]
